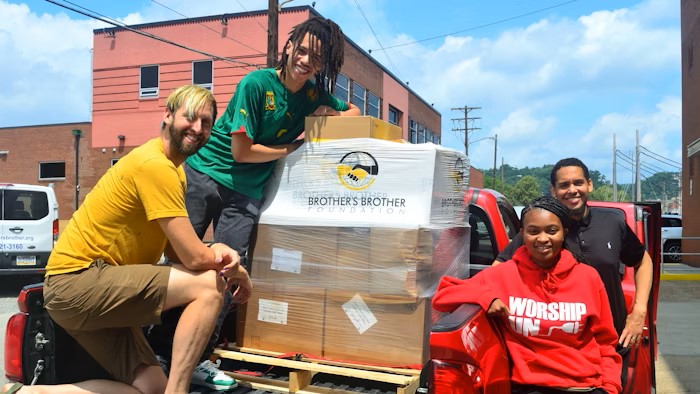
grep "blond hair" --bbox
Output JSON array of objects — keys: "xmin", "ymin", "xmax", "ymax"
[{"xmin": 164, "ymin": 85, "xmax": 217, "ymax": 127}]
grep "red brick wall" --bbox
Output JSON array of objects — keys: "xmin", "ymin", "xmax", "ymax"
[
  {"xmin": 469, "ymin": 167, "xmax": 484, "ymax": 188},
  {"xmin": 681, "ymin": 0, "xmax": 700, "ymax": 266},
  {"xmin": 0, "ymin": 122, "xmax": 134, "ymax": 220}
]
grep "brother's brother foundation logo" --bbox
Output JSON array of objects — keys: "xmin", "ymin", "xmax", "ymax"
[
  {"xmin": 452, "ymin": 157, "xmax": 468, "ymax": 190},
  {"xmin": 335, "ymin": 151, "xmax": 379, "ymax": 191}
]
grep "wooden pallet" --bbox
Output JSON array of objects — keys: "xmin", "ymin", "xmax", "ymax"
[{"xmin": 214, "ymin": 346, "xmax": 421, "ymax": 394}]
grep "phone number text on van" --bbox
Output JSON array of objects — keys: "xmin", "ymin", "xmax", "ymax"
[{"xmin": 0, "ymin": 244, "xmax": 24, "ymax": 250}]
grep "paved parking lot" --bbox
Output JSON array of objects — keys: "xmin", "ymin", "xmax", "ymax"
[
  {"xmin": 655, "ymin": 278, "xmax": 700, "ymax": 393},
  {"xmin": 2, "ymin": 276, "xmax": 700, "ymax": 392}
]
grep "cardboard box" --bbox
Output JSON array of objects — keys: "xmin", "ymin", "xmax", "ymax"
[
  {"xmin": 335, "ymin": 227, "xmax": 372, "ymax": 292},
  {"xmin": 304, "ymin": 116, "xmax": 402, "ymax": 141},
  {"xmin": 367, "ymin": 227, "xmax": 470, "ymax": 296},
  {"xmin": 251, "ymin": 225, "xmax": 338, "ymax": 286},
  {"xmin": 238, "ymin": 283, "xmax": 325, "ymax": 356},
  {"xmin": 323, "ymin": 292, "xmax": 433, "ymax": 366}
]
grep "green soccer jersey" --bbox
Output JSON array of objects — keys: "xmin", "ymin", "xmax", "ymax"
[{"xmin": 186, "ymin": 68, "xmax": 349, "ymax": 199}]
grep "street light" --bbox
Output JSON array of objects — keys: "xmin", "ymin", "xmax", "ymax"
[{"xmin": 468, "ymin": 134, "xmax": 497, "ymax": 190}]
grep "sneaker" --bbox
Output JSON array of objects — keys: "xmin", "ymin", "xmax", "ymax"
[
  {"xmin": 191, "ymin": 359, "xmax": 238, "ymax": 391},
  {"xmin": 155, "ymin": 354, "xmax": 169, "ymax": 376}
]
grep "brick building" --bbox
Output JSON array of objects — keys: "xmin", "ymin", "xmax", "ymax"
[
  {"xmin": 680, "ymin": 0, "xmax": 700, "ymax": 265},
  {"xmin": 0, "ymin": 123, "xmax": 134, "ymax": 220},
  {"xmin": 1, "ymin": 5, "xmax": 441, "ymax": 220}
]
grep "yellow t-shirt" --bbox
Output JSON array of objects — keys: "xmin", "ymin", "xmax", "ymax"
[{"xmin": 46, "ymin": 138, "xmax": 188, "ymax": 276}]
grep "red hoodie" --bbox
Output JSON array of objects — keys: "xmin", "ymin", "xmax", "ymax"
[{"xmin": 433, "ymin": 247, "xmax": 622, "ymax": 394}]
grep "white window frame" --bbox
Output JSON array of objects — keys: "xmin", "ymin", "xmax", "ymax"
[
  {"xmin": 192, "ymin": 60, "xmax": 213, "ymax": 91},
  {"xmin": 352, "ymin": 81, "xmax": 366, "ymax": 115},
  {"xmin": 334, "ymin": 73, "xmax": 350, "ymax": 102},
  {"xmin": 39, "ymin": 161, "xmax": 66, "ymax": 181},
  {"xmin": 140, "ymin": 65, "xmax": 159, "ymax": 98},
  {"xmin": 409, "ymin": 119, "xmax": 417, "ymax": 143},
  {"xmin": 367, "ymin": 92, "xmax": 380, "ymax": 118}
]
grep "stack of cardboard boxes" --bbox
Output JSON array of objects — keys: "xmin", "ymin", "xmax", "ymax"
[{"xmin": 237, "ymin": 117, "xmax": 470, "ymax": 366}]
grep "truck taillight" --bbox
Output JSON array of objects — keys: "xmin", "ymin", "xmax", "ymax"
[
  {"xmin": 53, "ymin": 219, "xmax": 59, "ymax": 244},
  {"xmin": 4, "ymin": 313, "xmax": 26, "ymax": 383},
  {"xmin": 429, "ymin": 360, "xmax": 481, "ymax": 394}
]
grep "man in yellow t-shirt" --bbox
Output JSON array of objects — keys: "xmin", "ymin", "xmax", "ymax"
[{"xmin": 1, "ymin": 85, "xmax": 252, "ymax": 394}]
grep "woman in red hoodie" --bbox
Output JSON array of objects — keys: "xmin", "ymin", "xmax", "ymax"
[{"xmin": 433, "ymin": 196, "xmax": 621, "ymax": 394}]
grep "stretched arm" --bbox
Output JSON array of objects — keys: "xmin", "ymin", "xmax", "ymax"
[
  {"xmin": 433, "ymin": 269, "xmax": 500, "ymax": 313},
  {"xmin": 230, "ymin": 132, "xmax": 302, "ymax": 164},
  {"xmin": 309, "ymin": 102, "xmax": 361, "ymax": 117},
  {"xmin": 620, "ymin": 251, "xmax": 653, "ymax": 347},
  {"xmin": 158, "ymin": 216, "xmax": 240, "ymax": 272}
]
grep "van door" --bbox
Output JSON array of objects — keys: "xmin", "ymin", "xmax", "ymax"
[{"xmin": 0, "ymin": 186, "xmax": 56, "ymax": 274}]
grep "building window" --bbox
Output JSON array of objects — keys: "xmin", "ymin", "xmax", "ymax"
[
  {"xmin": 388, "ymin": 105, "xmax": 401, "ymax": 126},
  {"xmin": 334, "ymin": 73, "xmax": 349, "ymax": 102},
  {"xmin": 367, "ymin": 92, "xmax": 380, "ymax": 118},
  {"xmin": 39, "ymin": 161, "xmax": 65, "ymax": 180},
  {"xmin": 409, "ymin": 119, "xmax": 417, "ymax": 143},
  {"xmin": 426, "ymin": 129, "xmax": 432, "ymax": 144},
  {"xmin": 193, "ymin": 60, "xmax": 213, "ymax": 91},
  {"xmin": 434, "ymin": 132, "xmax": 440, "ymax": 144},
  {"xmin": 418, "ymin": 124, "xmax": 425, "ymax": 143},
  {"xmin": 351, "ymin": 82, "xmax": 366, "ymax": 115},
  {"xmin": 140, "ymin": 65, "xmax": 159, "ymax": 98}
]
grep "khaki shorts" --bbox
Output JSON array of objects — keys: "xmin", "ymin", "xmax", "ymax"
[{"xmin": 44, "ymin": 259, "xmax": 170, "ymax": 384}]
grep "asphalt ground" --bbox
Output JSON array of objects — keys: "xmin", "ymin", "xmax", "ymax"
[{"xmin": 654, "ymin": 266, "xmax": 700, "ymax": 394}]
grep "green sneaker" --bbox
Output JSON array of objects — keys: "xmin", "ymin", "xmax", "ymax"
[{"xmin": 191, "ymin": 359, "xmax": 238, "ymax": 391}]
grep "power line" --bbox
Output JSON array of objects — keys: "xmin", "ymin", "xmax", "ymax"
[
  {"xmin": 370, "ymin": 0, "xmax": 578, "ymax": 52},
  {"xmin": 352, "ymin": 0, "xmax": 402, "ymax": 79},
  {"xmin": 232, "ymin": 0, "xmax": 269, "ymax": 33},
  {"xmin": 639, "ymin": 146, "xmax": 682, "ymax": 169},
  {"xmin": 149, "ymin": 0, "xmax": 265, "ymax": 55},
  {"xmin": 45, "ymin": 0, "xmax": 261, "ymax": 69},
  {"xmin": 638, "ymin": 153, "xmax": 677, "ymax": 173}
]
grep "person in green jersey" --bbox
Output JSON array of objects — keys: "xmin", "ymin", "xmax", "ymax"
[{"xmin": 145, "ymin": 16, "xmax": 360, "ymax": 387}]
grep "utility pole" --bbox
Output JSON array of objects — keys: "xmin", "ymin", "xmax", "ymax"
[
  {"xmin": 267, "ymin": 0, "xmax": 279, "ymax": 68},
  {"xmin": 451, "ymin": 106, "xmax": 481, "ymax": 156},
  {"xmin": 492, "ymin": 134, "xmax": 498, "ymax": 190},
  {"xmin": 613, "ymin": 133, "xmax": 617, "ymax": 202},
  {"xmin": 635, "ymin": 129, "xmax": 642, "ymax": 201}
]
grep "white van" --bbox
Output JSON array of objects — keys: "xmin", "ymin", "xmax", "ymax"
[{"xmin": 0, "ymin": 183, "xmax": 59, "ymax": 277}]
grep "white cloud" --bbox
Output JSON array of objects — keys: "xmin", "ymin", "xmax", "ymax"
[
  {"xmin": 0, "ymin": 0, "xmax": 681, "ymax": 182},
  {"xmin": 0, "ymin": 1, "xmax": 99, "ymax": 126}
]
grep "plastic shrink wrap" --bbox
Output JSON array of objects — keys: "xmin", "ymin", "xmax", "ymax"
[{"xmin": 237, "ymin": 135, "xmax": 471, "ymax": 367}]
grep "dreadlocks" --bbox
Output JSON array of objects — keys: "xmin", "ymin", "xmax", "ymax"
[
  {"xmin": 277, "ymin": 16, "xmax": 345, "ymax": 94},
  {"xmin": 521, "ymin": 195, "xmax": 586, "ymax": 263}
]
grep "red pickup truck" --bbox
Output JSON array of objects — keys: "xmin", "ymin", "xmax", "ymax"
[
  {"xmin": 4, "ymin": 189, "xmax": 660, "ymax": 393},
  {"xmin": 425, "ymin": 196, "xmax": 662, "ymax": 394}
]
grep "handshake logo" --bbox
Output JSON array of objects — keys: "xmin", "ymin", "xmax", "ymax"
[{"xmin": 335, "ymin": 151, "xmax": 379, "ymax": 191}]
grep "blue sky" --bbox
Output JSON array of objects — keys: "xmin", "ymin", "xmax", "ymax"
[{"xmin": 0, "ymin": 0, "xmax": 681, "ymax": 182}]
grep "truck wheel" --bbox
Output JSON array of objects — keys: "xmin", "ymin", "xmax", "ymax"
[{"xmin": 664, "ymin": 241, "xmax": 681, "ymax": 263}]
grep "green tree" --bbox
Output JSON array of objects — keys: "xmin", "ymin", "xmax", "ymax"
[
  {"xmin": 590, "ymin": 183, "xmax": 614, "ymax": 201},
  {"xmin": 509, "ymin": 175, "xmax": 542, "ymax": 205}
]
